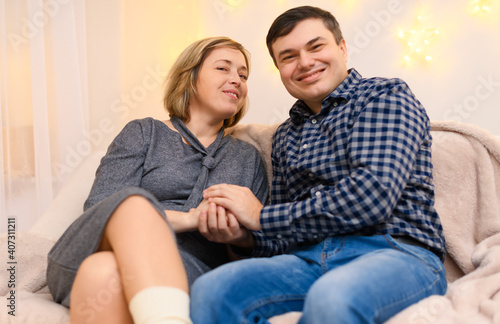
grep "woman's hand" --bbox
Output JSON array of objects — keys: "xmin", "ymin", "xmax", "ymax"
[
  {"xmin": 198, "ymin": 202, "xmax": 254, "ymax": 250},
  {"xmin": 165, "ymin": 199, "xmax": 211, "ymax": 232}
]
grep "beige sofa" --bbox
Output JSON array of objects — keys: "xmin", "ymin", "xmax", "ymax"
[{"xmin": 2, "ymin": 120, "xmax": 500, "ymax": 324}]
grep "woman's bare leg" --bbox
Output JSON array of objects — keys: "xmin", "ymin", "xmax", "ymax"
[
  {"xmin": 99, "ymin": 195, "xmax": 188, "ymax": 301},
  {"xmin": 70, "ymin": 252, "xmax": 133, "ymax": 324},
  {"xmin": 70, "ymin": 195, "xmax": 188, "ymax": 323}
]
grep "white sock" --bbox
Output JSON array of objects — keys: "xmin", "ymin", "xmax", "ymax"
[{"xmin": 129, "ymin": 286, "xmax": 192, "ymax": 324}]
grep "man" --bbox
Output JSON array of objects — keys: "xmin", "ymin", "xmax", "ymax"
[{"xmin": 191, "ymin": 6, "xmax": 446, "ymax": 323}]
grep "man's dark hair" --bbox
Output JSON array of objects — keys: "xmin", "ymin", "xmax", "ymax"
[{"xmin": 266, "ymin": 6, "xmax": 344, "ymax": 66}]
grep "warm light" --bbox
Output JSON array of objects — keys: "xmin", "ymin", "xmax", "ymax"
[
  {"xmin": 398, "ymin": 14, "xmax": 439, "ymax": 66},
  {"xmin": 471, "ymin": 0, "xmax": 491, "ymax": 14},
  {"xmin": 224, "ymin": 0, "xmax": 243, "ymax": 7}
]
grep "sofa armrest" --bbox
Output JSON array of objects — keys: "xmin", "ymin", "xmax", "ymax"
[{"xmin": 28, "ymin": 151, "xmax": 105, "ymax": 242}]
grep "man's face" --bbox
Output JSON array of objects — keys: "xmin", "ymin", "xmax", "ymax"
[{"xmin": 272, "ymin": 18, "xmax": 348, "ymax": 113}]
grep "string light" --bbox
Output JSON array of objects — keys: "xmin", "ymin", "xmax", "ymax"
[
  {"xmin": 398, "ymin": 15, "xmax": 439, "ymax": 65},
  {"xmin": 470, "ymin": 0, "xmax": 491, "ymax": 15}
]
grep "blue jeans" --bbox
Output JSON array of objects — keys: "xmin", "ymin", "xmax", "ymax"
[{"xmin": 190, "ymin": 235, "xmax": 446, "ymax": 324}]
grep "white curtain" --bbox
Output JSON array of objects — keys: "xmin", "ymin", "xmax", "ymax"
[
  {"xmin": 1, "ymin": 0, "xmax": 89, "ymax": 231},
  {"xmin": 1, "ymin": 0, "xmax": 205, "ymax": 232}
]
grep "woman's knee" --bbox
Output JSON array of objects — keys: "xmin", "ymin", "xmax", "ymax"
[
  {"xmin": 71, "ymin": 252, "xmax": 125, "ymax": 303},
  {"xmin": 70, "ymin": 252, "xmax": 133, "ymax": 323},
  {"xmin": 110, "ymin": 194, "xmax": 167, "ymax": 227},
  {"xmin": 115, "ymin": 195, "xmax": 158, "ymax": 217},
  {"xmin": 100, "ymin": 195, "xmax": 169, "ymax": 250}
]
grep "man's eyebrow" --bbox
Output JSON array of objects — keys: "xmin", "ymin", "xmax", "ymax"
[{"xmin": 277, "ymin": 36, "xmax": 326, "ymax": 59}]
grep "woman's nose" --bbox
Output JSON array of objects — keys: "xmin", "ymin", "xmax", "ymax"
[{"xmin": 228, "ymin": 71, "xmax": 241, "ymax": 86}]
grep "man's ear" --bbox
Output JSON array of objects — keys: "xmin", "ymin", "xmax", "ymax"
[{"xmin": 339, "ymin": 38, "xmax": 348, "ymax": 63}]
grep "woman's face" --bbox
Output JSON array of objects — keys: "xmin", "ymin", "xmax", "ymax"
[{"xmin": 190, "ymin": 46, "xmax": 248, "ymax": 123}]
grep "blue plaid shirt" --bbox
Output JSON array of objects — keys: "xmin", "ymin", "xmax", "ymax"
[{"xmin": 252, "ymin": 69, "xmax": 446, "ymax": 261}]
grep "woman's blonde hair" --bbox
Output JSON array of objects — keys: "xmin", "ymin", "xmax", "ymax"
[{"xmin": 163, "ymin": 36, "xmax": 251, "ymax": 128}]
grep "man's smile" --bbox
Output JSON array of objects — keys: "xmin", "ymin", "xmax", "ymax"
[{"xmin": 296, "ymin": 67, "xmax": 326, "ymax": 83}]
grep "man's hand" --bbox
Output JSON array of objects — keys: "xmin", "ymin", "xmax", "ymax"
[
  {"xmin": 198, "ymin": 202, "xmax": 254, "ymax": 250},
  {"xmin": 202, "ymin": 184, "xmax": 263, "ymax": 231}
]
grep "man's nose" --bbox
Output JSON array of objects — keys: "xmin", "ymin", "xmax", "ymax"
[{"xmin": 297, "ymin": 52, "xmax": 315, "ymax": 69}]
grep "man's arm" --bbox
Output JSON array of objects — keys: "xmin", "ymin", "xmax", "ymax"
[{"xmin": 257, "ymin": 81, "xmax": 430, "ymax": 242}]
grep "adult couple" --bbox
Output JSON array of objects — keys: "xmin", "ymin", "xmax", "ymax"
[{"xmin": 47, "ymin": 5, "xmax": 446, "ymax": 324}]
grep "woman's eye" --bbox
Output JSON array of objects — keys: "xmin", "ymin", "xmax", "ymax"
[
  {"xmin": 217, "ymin": 67, "xmax": 228, "ymax": 71},
  {"xmin": 239, "ymin": 74, "xmax": 248, "ymax": 81}
]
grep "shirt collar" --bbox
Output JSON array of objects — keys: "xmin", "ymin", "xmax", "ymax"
[{"xmin": 289, "ymin": 68, "xmax": 361, "ymax": 124}]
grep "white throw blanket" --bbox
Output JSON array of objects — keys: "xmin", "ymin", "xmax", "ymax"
[{"xmin": 387, "ymin": 120, "xmax": 500, "ymax": 324}]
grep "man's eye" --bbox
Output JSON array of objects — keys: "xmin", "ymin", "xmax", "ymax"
[{"xmin": 312, "ymin": 44, "xmax": 324, "ymax": 51}]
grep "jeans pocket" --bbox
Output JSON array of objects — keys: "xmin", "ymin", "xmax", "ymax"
[{"xmin": 384, "ymin": 235, "xmax": 444, "ymax": 274}]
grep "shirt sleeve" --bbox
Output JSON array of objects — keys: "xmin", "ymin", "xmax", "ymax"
[
  {"xmin": 239, "ymin": 142, "xmax": 292, "ymax": 257},
  {"xmin": 259, "ymin": 81, "xmax": 429, "ymax": 242},
  {"xmin": 250, "ymin": 151, "xmax": 271, "ymax": 206},
  {"xmin": 83, "ymin": 119, "xmax": 150, "ymax": 210}
]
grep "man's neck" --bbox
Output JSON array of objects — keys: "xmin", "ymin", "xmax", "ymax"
[{"xmin": 304, "ymin": 99, "xmax": 323, "ymax": 115}]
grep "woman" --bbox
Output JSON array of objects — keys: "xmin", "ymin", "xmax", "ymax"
[{"xmin": 46, "ymin": 37, "xmax": 269, "ymax": 324}]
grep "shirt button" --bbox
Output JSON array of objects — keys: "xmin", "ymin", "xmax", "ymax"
[
  {"xmin": 313, "ymin": 235, "xmax": 318, "ymax": 239},
  {"xmin": 302, "ymin": 144, "xmax": 308, "ymax": 149},
  {"xmin": 333, "ymin": 102, "xmax": 338, "ymax": 107},
  {"xmin": 276, "ymin": 234, "xmax": 282, "ymax": 239},
  {"xmin": 311, "ymin": 119, "xmax": 317, "ymax": 124},
  {"xmin": 308, "ymin": 173, "xmax": 314, "ymax": 177},
  {"xmin": 315, "ymin": 191, "xmax": 321, "ymax": 197}
]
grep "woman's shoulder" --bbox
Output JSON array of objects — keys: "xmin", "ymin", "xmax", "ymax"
[
  {"xmin": 123, "ymin": 117, "xmax": 162, "ymax": 128},
  {"xmin": 120, "ymin": 117, "xmax": 175, "ymax": 136},
  {"xmin": 226, "ymin": 134, "xmax": 258, "ymax": 152}
]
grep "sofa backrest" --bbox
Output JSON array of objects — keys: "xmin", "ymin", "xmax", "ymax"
[{"xmin": 30, "ymin": 120, "xmax": 500, "ymax": 285}]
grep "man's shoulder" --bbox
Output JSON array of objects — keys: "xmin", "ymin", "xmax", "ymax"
[{"xmin": 356, "ymin": 75, "xmax": 410, "ymax": 93}]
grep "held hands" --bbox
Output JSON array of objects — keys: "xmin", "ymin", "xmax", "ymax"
[
  {"xmin": 202, "ymin": 184, "xmax": 263, "ymax": 231},
  {"xmin": 198, "ymin": 202, "xmax": 253, "ymax": 249}
]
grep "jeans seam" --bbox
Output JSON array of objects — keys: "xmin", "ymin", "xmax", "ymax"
[
  {"xmin": 374, "ymin": 268, "xmax": 442, "ymax": 322},
  {"xmin": 383, "ymin": 235, "xmax": 441, "ymax": 273},
  {"xmin": 241, "ymin": 294, "xmax": 305, "ymax": 324},
  {"xmin": 321, "ymin": 237, "xmax": 344, "ymax": 274}
]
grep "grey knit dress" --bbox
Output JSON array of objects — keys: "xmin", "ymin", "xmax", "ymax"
[{"xmin": 46, "ymin": 117, "xmax": 269, "ymax": 307}]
